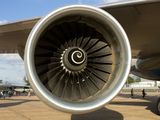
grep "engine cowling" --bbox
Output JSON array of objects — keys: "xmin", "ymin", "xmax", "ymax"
[{"xmin": 25, "ymin": 5, "xmax": 131, "ymax": 114}]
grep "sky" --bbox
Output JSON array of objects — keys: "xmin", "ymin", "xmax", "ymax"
[{"xmin": 0, "ymin": 0, "xmax": 131, "ymax": 83}]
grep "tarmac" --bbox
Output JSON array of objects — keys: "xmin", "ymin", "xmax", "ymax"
[{"xmin": 0, "ymin": 92, "xmax": 160, "ymax": 120}]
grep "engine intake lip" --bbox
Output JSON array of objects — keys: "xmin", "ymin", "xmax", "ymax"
[{"xmin": 25, "ymin": 4, "xmax": 131, "ymax": 114}]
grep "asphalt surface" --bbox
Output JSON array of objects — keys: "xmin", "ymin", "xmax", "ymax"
[{"xmin": 0, "ymin": 92, "xmax": 160, "ymax": 120}]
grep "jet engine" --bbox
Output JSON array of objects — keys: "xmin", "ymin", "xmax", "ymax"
[{"xmin": 25, "ymin": 5, "xmax": 131, "ymax": 114}]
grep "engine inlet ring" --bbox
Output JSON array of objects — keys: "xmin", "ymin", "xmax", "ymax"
[{"xmin": 25, "ymin": 4, "xmax": 131, "ymax": 114}]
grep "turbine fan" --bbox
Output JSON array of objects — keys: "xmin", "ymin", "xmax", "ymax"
[{"xmin": 34, "ymin": 22, "xmax": 113, "ymax": 101}]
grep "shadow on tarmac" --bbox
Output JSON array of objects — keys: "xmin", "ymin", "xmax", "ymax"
[
  {"xmin": 0, "ymin": 102, "xmax": 24, "ymax": 108},
  {"xmin": 0, "ymin": 93, "xmax": 159, "ymax": 117},
  {"xmin": 111, "ymin": 93, "xmax": 159, "ymax": 115},
  {"xmin": 71, "ymin": 107, "xmax": 123, "ymax": 120},
  {"xmin": 0, "ymin": 99, "xmax": 40, "ymax": 108}
]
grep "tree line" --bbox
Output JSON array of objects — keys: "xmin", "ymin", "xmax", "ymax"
[{"xmin": 126, "ymin": 76, "xmax": 141, "ymax": 84}]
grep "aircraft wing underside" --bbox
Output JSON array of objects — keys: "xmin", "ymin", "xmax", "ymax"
[
  {"xmin": 0, "ymin": 0, "xmax": 160, "ymax": 59},
  {"xmin": 99, "ymin": 0, "xmax": 160, "ymax": 59}
]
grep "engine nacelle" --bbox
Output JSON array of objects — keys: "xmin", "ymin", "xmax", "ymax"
[
  {"xmin": 131, "ymin": 65, "xmax": 160, "ymax": 80},
  {"xmin": 136, "ymin": 54, "xmax": 160, "ymax": 71},
  {"xmin": 25, "ymin": 5, "xmax": 131, "ymax": 114}
]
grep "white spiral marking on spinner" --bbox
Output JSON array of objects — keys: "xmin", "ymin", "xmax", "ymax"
[{"xmin": 71, "ymin": 50, "xmax": 85, "ymax": 64}]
